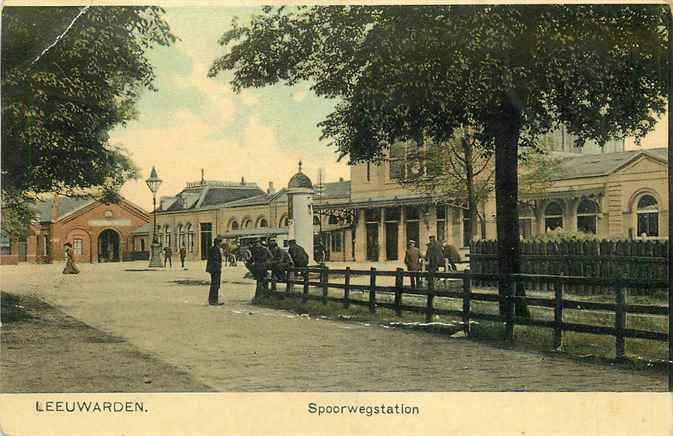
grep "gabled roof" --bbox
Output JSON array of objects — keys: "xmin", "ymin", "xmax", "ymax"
[
  {"xmin": 33, "ymin": 197, "xmax": 95, "ymax": 222},
  {"xmin": 551, "ymin": 147, "xmax": 667, "ymax": 181}
]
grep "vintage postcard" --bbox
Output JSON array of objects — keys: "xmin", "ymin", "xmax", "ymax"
[{"xmin": 1, "ymin": 1, "xmax": 672, "ymax": 435}]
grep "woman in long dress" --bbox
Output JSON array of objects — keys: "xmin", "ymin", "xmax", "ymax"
[{"xmin": 62, "ymin": 242, "xmax": 80, "ymax": 274}]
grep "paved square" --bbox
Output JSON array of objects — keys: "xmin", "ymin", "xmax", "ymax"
[{"xmin": 0, "ymin": 261, "xmax": 666, "ymax": 391}]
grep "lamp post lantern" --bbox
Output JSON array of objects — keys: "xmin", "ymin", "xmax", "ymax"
[{"xmin": 146, "ymin": 166, "xmax": 163, "ymax": 268}]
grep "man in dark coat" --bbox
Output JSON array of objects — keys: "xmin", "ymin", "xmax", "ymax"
[
  {"xmin": 404, "ymin": 240, "xmax": 421, "ymax": 288},
  {"xmin": 424, "ymin": 235, "xmax": 444, "ymax": 273},
  {"xmin": 442, "ymin": 241, "xmax": 462, "ymax": 271},
  {"xmin": 269, "ymin": 239, "xmax": 294, "ymax": 289},
  {"xmin": 249, "ymin": 239, "xmax": 273, "ymax": 301},
  {"xmin": 287, "ymin": 239, "xmax": 309, "ymax": 268},
  {"xmin": 206, "ymin": 237, "xmax": 223, "ymax": 305}
]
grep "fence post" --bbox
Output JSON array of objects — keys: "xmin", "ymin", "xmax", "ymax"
[
  {"xmin": 462, "ymin": 273, "xmax": 471, "ymax": 336},
  {"xmin": 369, "ymin": 267, "xmax": 377, "ymax": 313},
  {"xmin": 615, "ymin": 281, "xmax": 626, "ymax": 361},
  {"xmin": 343, "ymin": 267, "xmax": 351, "ymax": 309},
  {"xmin": 504, "ymin": 275, "xmax": 514, "ymax": 343},
  {"xmin": 286, "ymin": 267, "xmax": 293, "ymax": 294},
  {"xmin": 394, "ymin": 267, "xmax": 403, "ymax": 316},
  {"xmin": 302, "ymin": 267, "xmax": 309, "ymax": 304},
  {"xmin": 553, "ymin": 277, "xmax": 563, "ymax": 351},
  {"xmin": 426, "ymin": 270, "xmax": 435, "ymax": 323},
  {"xmin": 320, "ymin": 265, "xmax": 328, "ymax": 305}
]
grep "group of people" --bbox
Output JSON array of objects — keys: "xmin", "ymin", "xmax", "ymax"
[
  {"xmin": 403, "ymin": 235, "xmax": 462, "ymax": 288},
  {"xmin": 206, "ymin": 237, "xmax": 309, "ymax": 305}
]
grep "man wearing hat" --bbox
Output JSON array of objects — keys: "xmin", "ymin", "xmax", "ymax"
[
  {"xmin": 269, "ymin": 239, "xmax": 294, "ymax": 289},
  {"xmin": 206, "ymin": 237, "xmax": 223, "ymax": 305},
  {"xmin": 287, "ymin": 239, "xmax": 309, "ymax": 269},
  {"xmin": 404, "ymin": 240, "xmax": 421, "ymax": 288},
  {"xmin": 250, "ymin": 238, "xmax": 273, "ymax": 301}
]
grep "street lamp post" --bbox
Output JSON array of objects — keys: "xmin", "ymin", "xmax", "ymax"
[{"xmin": 146, "ymin": 166, "xmax": 163, "ymax": 268}]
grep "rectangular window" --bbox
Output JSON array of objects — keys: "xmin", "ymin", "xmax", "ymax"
[
  {"xmin": 364, "ymin": 208, "xmax": 381, "ymax": 222},
  {"xmin": 384, "ymin": 207, "xmax": 401, "ymax": 222},
  {"xmin": 637, "ymin": 212, "xmax": 659, "ymax": 237},
  {"xmin": 73, "ymin": 239, "xmax": 83, "ymax": 256},
  {"xmin": 577, "ymin": 216, "xmax": 597, "ymax": 234},
  {"xmin": 330, "ymin": 232, "xmax": 343, "ymax": 252},
  {"xmin": 388, "ymin": 143, "xmax": 406, "ymax": 180}
]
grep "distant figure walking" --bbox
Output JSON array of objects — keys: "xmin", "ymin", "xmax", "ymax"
[
  {"xmin": 163, "ymin": 246, "xmax": 172, "ymax": 268},
  {"xmin": 206, "ymin": 238, "xmax": 223, "ymax": 305},
  {"xmin": 179, "ymin": 245, "xmax": 187, "ymax": 269},
  {"xmin": 403, "ymin": 240, "xmax": 421, "ymax": 288},
  {"xmin": 62, "ymin": 243, "xmax": 80, "ymax": 275}
]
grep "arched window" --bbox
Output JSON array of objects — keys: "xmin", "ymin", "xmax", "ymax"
[
  {"xmin": 636, "ymin": 194, "xmax": 659, "ymax": 237},
  {"xmin": 164, "ymin": 225, "xmax": 171, "ymax": 247},
  {"xmin": 328, "ymin": 215, "xmax": 338, "ymax": 225},
  {"xmin": 242, "ymin": 218, "xmax": 252, "ymax": 229},
  {"xmin": 230, "ymin": 220, "xmax": 239, "ymax": 231},
  {"xmin": 577, "ymin": 199, "xmax": 599, "ymax": 234},
  {"xmin": 257, "ymin": 217, "xmax": 268, "ymax": 228},
  {"xmin": 177, "ymin": 224, "xmax": 185, "ymax": 248},
  {"xmin": 186, "ymin": 224, "xmax": 194, "ymax": 253},
  {"xmin": 313, "ymin": 215, "xmax": 321, "ymax": 226},
  {"xmin": 544, "ymin": 202, "xmax": 563, "ymax": 232},
  {"xmin": 279, "ymin": 214, "xmax": 289, "ymax": 228}
]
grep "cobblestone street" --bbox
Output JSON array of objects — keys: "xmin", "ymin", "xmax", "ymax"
[{"xmin": 0, "ymin": 262, "xmax": 666, "ymax": 392}]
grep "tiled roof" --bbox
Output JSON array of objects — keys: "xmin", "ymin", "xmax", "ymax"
[
  {"xmin": 33, "ymin": 197, "xmax": 94, "ymax": 222},
  {"xmin": 159, "ymin": 184, "xmax": 264, "ymax": 212},
  {"xmin": 551, "ymin": 147, "xmax": 666, "ymax": 181},
  {"xmin": 321, "ymin": 180, "xmax": 350, "ymax": 199}
]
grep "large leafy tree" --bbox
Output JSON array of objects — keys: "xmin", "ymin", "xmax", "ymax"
[
  {"xmin": 210, "ymin": 5, "xmax": 668, "ymax": 317},
  {"xmin": 1, "ymin": 7, "xmax": 175, "ymax": 234}
]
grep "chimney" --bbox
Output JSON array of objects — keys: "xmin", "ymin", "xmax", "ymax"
[
  {"xmin": 267, "ymin": 181, "xmax": 275, "ymax": 194},
  {"xmin": 339, "ymin": 177, "xmax": 344, "ymax": 182},
  {"xmin": 241, "ymin": 176, "xmax": 245, "ymax": 185},
  {"xmin": 50, "ymin": 194, "xmax": 60, "ymax": 222},
  {"xmin": 201, "ymin": 168, "xmax": 205, "ymax": 184}
]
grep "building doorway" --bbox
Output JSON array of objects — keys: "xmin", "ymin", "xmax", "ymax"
[
  {"xmin": 366, "ymin": 223, "xmax": 379, "ymax": 261},
  {"xmin": 98, "ymin": 229, "xmax": 120, "ymax": 262},
  {"xmin": 200, "ymin": 223, "xmax": 212, "ymax": 260},
  {"xmin": 385, "ymin": 223, "xmax": 398, "ymax": 260},
  {"xmin": 17, "ymin": 236, "xmax": 27, "ymax": 262}
]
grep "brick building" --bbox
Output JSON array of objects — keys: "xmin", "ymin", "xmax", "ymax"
[{"xmin": 0, "ymin": 195, "xmax": 149, "ymax": 265}]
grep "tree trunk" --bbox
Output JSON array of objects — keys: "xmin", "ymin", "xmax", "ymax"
[
  {"xmin": 493, "ymin": 98, "xmax": 529, "ymax": 318},
  {"xmin": 462, "ymin": 136, "xmax": 479, "ymax": 244}
]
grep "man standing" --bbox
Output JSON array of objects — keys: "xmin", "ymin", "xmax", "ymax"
[
  {"xmin": 206, "ymin": 237, "xmax": 223, "ymax": 305},
  {"xmin": 404, "ymin": 240, "xmax": 421, "ymax": 288},
  {"xmin": 425, "ymin": 235, "xmax": 444, "ymax": 273},
  {"xmin": 179, "ymin": 244, "xmax": 187, "ymax": 269},
  {"xmin": 163, "ymin": 245, "xmax": 172, "ymax": 268}
]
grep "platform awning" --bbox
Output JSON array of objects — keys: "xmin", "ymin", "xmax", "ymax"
[{"xmin": 218, "ymin": 227, "xmax": 289, "ymax": 239}]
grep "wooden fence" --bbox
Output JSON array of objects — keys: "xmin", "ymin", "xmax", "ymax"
[
  {"xmin": 261, "ymin": 266, "xmax": 671, "ymax": 389},
  {"xmin": 470, "ymin": 239, "xmax": 669, "ymax": 294}
]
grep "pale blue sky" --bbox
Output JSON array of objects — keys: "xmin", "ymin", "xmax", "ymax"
[{"xmin": 113, "ymin": 7, "xmax": 350, "ymax": 210}]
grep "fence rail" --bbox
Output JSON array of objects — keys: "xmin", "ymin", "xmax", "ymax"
[{"xmin": 258, "ymin": 265, "xmax": 672, "ymax": 389}]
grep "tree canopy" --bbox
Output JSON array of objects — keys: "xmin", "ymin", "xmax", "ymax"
[
  {"xmin": 210, "ymin": 5, "xmax": 669, "ymax": 316},
  {"xmin": 2, "ymin": 7, "xmax": 174, "ymax": 224}
]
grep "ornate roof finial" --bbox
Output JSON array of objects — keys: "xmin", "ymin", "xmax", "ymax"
[{"xmin": 298, "ymin": 160, "xmax": 303, "ymax": 172}]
